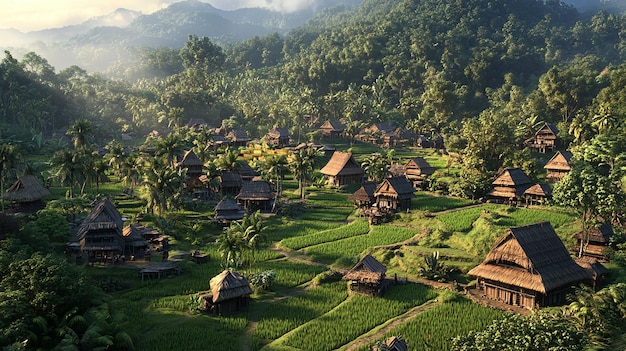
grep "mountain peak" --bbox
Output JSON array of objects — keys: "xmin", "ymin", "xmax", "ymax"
[{"xmin": 84, "ymin": 8, "xmax": 142, "ymax": 29}]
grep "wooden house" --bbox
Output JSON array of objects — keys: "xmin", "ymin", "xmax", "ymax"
[
  {"xmin": 266, "ymin": 127, "xmax": 290, "ymax": 148},
  {"xmin": 122, "ymin": 224, "xmax": 150, "ymax": 259},
  {"xmin": 76, "ymin": 198, "xmax": 125, "ymax": 264},
  {"xmin": 201, "ymin": 270, "xmax": 253, "ymax": 315},
  {"xmin": 319, "ymin": 151, "xmax": 365, "ymax": 187},
  {"xmin": 415, "ymin": 135, "xmax": 431, "ymax": 148},
  {"xmin": 524, "ymin": 122, "xmax": 559, "ymax": 153},
  {"xmin": 403, "ymin": 157, "xmax": 435, "ymax": 189},
  {"xmin": 238, "ymin": 161, "xmax": 259, "ymax": 182},
  {"xmin": 572, "ymin": 223, "xmax": 613, "ymax": 261},
  {"xmin": 175, "ymin": 150, "xmax": 204, "ymax": 187},
  {"xmin": 468, "ymin": 221, "xmax": 592, "ymax": 309},
  {"xmin": 219, "ymin": 171, "xmax": 243, "ymax": 196},
  {"xmin": 236, "ymin": 181, "xmax": 273, "ymax": 212},
  {"xmin": 373, "ymin": 336, "xmax": 408, "ymax": 351},
  {"xmin": 214, "ymin": 197, "xmax": 245, "ymax": 226},
  {"xmin": 544, "ymin": 150, "xmax": 573, "ymax": 182},
  {"xmin": 374, "ymin": 176, "xmax": 415, "ymax": 212},
  {"xmin": 319, "ymin": 120, "xmax": 345, "ymax": 138},
  {"xmin": 348, "ymin": 181, "xmax": 378, "ymax": 210},
  {"xmin": 2, "ymin": 174, "xmax": 51, "ymax": 212},
  {"xmin": 487, "ymin": 168, "xmax": 531, "ymax": 205},
  {"xmin": 523, "ymin": 183, "xmax": 552, "ymax": 206},
  {"xmin": 210, "ymin": 134, "xmax": 230, "ymax": 147},
  {"xmin": 575, "ymin": 256, "xmax": 609, "ymax": 288},
  {"xmin": 227, "ymin": 129, "xmax": 251, "ymax": 147},
  {"xmin": 343, "ymin": 254, "xmax": 388, "ymax": 296}
]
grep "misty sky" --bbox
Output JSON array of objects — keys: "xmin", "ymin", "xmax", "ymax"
[{"xmin": 1, "ymin": 0, "xmax": 317, "ymax": 32}]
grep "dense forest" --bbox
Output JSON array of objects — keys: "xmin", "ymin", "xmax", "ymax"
[{"xmin": 2, "ymin": 0, "xmax": 626, "ymax": 350}]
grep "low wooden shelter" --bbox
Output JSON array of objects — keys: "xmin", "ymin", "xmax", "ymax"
[
  {"xmin": 236, "ymin": 181, "xmax": 273, "ymax": 212},
  {"xmin": 319, "ymin": 151, "xmax": 365, "ymax": 187},
  {"xmin": 374, "ymin": 176, "xmax": 415, "ymax": 212},
  {"xmin": 76, "ymin": 198, "xmax": 125, "ymax": 264},
  {"xmin": 319, "ymin": 120, "xmax": 345, "ymax": 138},
  {"xmin": 122, "ymin": 224, "xmax": 150, "ymax": 259},
  {"xmin": 487, "ymin": 168, "xmax": 531, "ymax": 206},
  {"xmin": 201, "ymin": 270, "xmax": 253, "ymax": 315},
  {"xmin": 572, "ymin": 223, "xmax": 613, "ymax": 261},
  {"xmin": 343, "ymin": 254, "xmax": 388, "ymax": 296},
  {"xmin": 349, "ymin": 181, "xmax": 378, "ymax": 210},
  {"xmin": 575, "ymin": 256, "xmax": 609, "ymax": 288},
  {"xmin": 2, "ymin": 175, "xmax": 51, "ymax": 212},
  {"xmin": 266, "ymin": 127, "xmax": 290, "ymax": 148},
  {"xmin": 373, "ymin": 336, "xmax": 408, "ymax": 351},
  {"xmin": 219, "ymin": 171, "xmax": 243, "ymax": 195},
  {"xmin": 524, "ymin": 122, "xmax": 559, "ymax": 153},
  {"xmin": 469, "ymin": 221, "xmax": 592, "ymax": 309},
  {"xmin": 544, "ymin": 150, "xmax": 573, "ymax": 182},
  {"xmin": 523, "ymin": 183, "xmax": 552, "ymax": 206},
  {"xmin": 403, "ymin": 157, "xmax": 435, "ymax": 189},
  {"xmin": 238, "ymin": 161, "xmax": 259, "ymax": 182},
  {"xmin": 175, "ymin": 150, "xmax": 204, "ymax": 186},
  {"xmin": 228, "ymin": 129, "xmax": 251, "ymax": 147},
  {"xmin": 214, "ymin": 197, "xmax": 245, "ymax": 226}
]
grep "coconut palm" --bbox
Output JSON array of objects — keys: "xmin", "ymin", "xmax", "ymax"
[
  {"xmin": 215, "ymin": 147, "xmax": 241, "ymax": 172},
  {"xmin": 66, "ymin": 119, "xmax": 94, "ymax": 150},
  {"xmin": 141, "ymin": 158, "xmax": 183, "ymax": 215},
  {"xmin": 362, "ymin": 152, "xmax": 391, "ymax": 182},
  {"xmin": 216, "ymin": 226, "xmax": 245, "ymax": 268},
  {"xmin": 50, "ymin": 149, "xmax": 84, "ymax": 198},
  {"xmin": 288, "ymin": 145, "xmax": 319, "ymax": 200},
  {"xmin": 0, "ymin": 143, "xmax": 21, "ymax": 211}
]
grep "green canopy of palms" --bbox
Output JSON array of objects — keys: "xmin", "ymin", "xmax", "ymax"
[
  {"xmin": 50, "ymin": 149, "xmax": 85, "ymax": 198},
  {"xmin": 0, "ymin": 142, "xmax": 21, "ymax": 211},
  {"xmin": 215, "ymin": 148, "xmax": 241, "ymax": 172},
  {"xmin": 66, "ymin": 119, "xmax": 94, "ymax": 150},
  {"xmin": 288, "ymin": 145, "xmax": 319, "ymax": 200},
  {"xmin": 141, "ymin": 158, "xmax": 183, "ymax": 215}
]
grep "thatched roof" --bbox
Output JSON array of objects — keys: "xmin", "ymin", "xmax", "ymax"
[
  {"xmin": 77, "ymin": 198, "xmax": 124, "ymax": 240},
  {"xmin": 538, "ymin": 122, "xmax": 559, "ymax": 137},
  {"xmin": 319, "ymin": 120, "xmax": 345, "ymax": 132},
  {"xmin": 523, "ymin": 183, "xmax": 552, "ymax": 197},
  {"xmin": 176, "ymin": 150, "xmax": 203, "ymax": 167},
  {"xmin": 374, "ymin": 176, "xmax": 415, "ymax": 200},
  {"xmin": 220, "ymin": 171, "xmax": 242, "ymax": 187},
  {"xmin": 377, "ymin": 336, "xmax": 408, "ymax": 351},
  {"xmin": 122, "ymin": 224, "xmax": 149, "ymax": 246},
  {"xmin": 468, "ymin": 221, "xmax": 591, "ymax": 294},
  {"xmin": 215, "ymin": 197, "xmax": 241, "ymax": 211},
  {"xmin": 343, "ymin": 254, "xmax": 387, "ymax": 283},
  {"xmin": 572, "ymin": 223, "xmax": 613, "ymax": 243},
  {"xmin": 404, "ymin": 157, "xmax": 435, "ymax": 176},
  {"xmin": 366, "ymin": 122, "xmax": 394, "ymax": 133},
  {"xmin": 210, "ymin": 270, "xmax": 253, "ymax": 303},
  {"xmin": 544, "ymin": 150, "xmax": 573, "ymax": 171},
  {"xmin": 320, "ymin": 151, "xmax": 364, "ymax": 176},
  {"xmin": 2, "ymin": 175, "xmax": 51, "ymax": 202},
  {"xmin": 349, "ymin": 182, "xmax": 377, "ymax": 203},
  {"xmin": 236, "ymin": 181, "xmax": 272, "ymax": 201},
  {"xmin": 267, "ymin": 127, "xmax": 290, "ymax": 139},
  {"xmin": 576, "ymin": 256, "xmax": 609, "ymax": 278},
  {"xmin": 238, "ymin": 161, "xmax": 259, "ymax": 180},
  {"xmin": 492, "ymin": 168, "xmax": 531, "ymax": 187}
]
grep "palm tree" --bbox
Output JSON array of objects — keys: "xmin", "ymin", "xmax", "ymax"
[
  {"xmin": 362, "ymin": 152, "xmax": 391, "ymax": 182},
  {"xmin": 50, "ymin": 149, "xmax": 84, "ymax": 198},
  {"xmin": 66, "ymin": 119, "xmax": 94, "ymax": 150},
  {"xmin": 288, "ymin": 145, "xmax": 319, "ymax": 200},
  {"xmin": 153, "ymin": 133, "xmax": 184, "ymax": 167},
  {"xmin": 141, "ymin": 158, "xmax": 183, "ymax": 215},
  {"xmin": 0, "ymin": 143, "xmax": 20, "ymax": 211},
  {"xmin": 215, "ymin": 147, "xmax": 241, "ymax": 172},
  {"xmin": 104, "ymin": 140, "xmax": 127, "ymax": 178},
  {"xmin": 261, "ymin": 154, "xmax": 288, "ymax": 211},
  {"xmin": 216, "ymin": 227, "xmax": 245, "ymax": 268}
]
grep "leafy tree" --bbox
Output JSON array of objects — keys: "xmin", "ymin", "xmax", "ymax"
[
  {"xmin": 361, "ymin": 151, "xmax": 392, "ymax": 183},
  {"xmin": 66, "ymin": 119, "xmax": 95, "ymax": 150},
  {"xmin": 141, "ymin": 158, "xmax": 183, "ymax": 215},
  {"xmin": 0, "ymin": 143, "xmax": 21, "ymax": 211},
  {"xmin": 288, "ymin": 145, "xmax": 320, "ymax": 200}
]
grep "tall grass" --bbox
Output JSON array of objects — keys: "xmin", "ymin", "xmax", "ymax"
[{"xmin": 280, "ymin": 219, "xmax": 370, "ymax": 250}]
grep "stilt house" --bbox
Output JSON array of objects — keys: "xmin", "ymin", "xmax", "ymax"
[
  {"xmin": 320, "ymin": 151, "xmax": 365, "ymax": 187},
  {"xmin": 319, "ymin": 120, "xmax": 345, "ymax": 138},
  {"xmin": 266, "ymin": 127, "xmax": 290, "ymax": 148},
  {"xmin": 343, "ymin": 254, "xmax": 388, "ymax": 296},
  {"xmin": 175, "ymin": 150, "xmax": 204, "ymax": 186},
  {"xmin": 374, "ymin": 176, "xmax": 415, "ymax": 212},
  {"xmin": 236, "ymin": 181, "xmax": 273, "ymax": 212},
  {"xmin": 469, "ymin": 221, "xmax": 592, "ymax": 309},
  {"xmin": 76, "ymin": 198, "xmax": 125, "ymax": 264},
  {"xmin": 214, "ymin": 197, "xmax": 245, "ymax": 226},
  {"xmin": 523, "ymin": 183, "xmax": 552, "ymax": 206},
  {"xmin": 573, "ymin": 223, "xmax": 613, "ymax": 261},
  {"xmin": 349, "ymin": 181, "xmax": 378, "ymax": 210},
  {"xmin": 544, "ymin": 150, "xmax": 573, "ymax": 182},
  {"xmin": 524, "ymin": 122, "xmax": 559, "ymax": 153}
]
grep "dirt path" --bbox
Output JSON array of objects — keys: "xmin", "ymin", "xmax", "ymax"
[{"xmin": 342, "ymin": 298, "xmax": 440, "ymax": 351}]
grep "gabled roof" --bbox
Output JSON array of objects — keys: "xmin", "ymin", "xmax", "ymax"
[
  {"xmin": 215, "ymin": 197, "xmax": 242, "ymax": 211},
  {"xmin": 2, "ymin": 175, "xmax": 51, "ymax": 202},
  {"xmin": 537, "ymin": 122, "xmax": 559, "ymax": 136},
  {"xmin": 319, "ymin": 120, "xmax": 345, "ymax": 132},
  {"xmin": 267, "ymin": 127, "xmax": 290, "ymax": 138},
  {"xmin": 572, "ymin": 223, "xmax": 613, "ymax": 243},
  {"xmin": 320, "ymin": 151, "xmax": 364, "ymax": 176},
  {"xmin": 367, "ymin": 122, "xmax": 394, "ymax": 133},
  {"xmin": 492, "ymin": 168, "xmax": 531, "ymax": 186},
  {"xmin": 343, "ymin": 254, "xmax": 387, "ymax": 283},
  {"xmin": 210, "ymin": 270, "xmax": 253, "ymax": 303},
  {"xmin": 220, "ymin": 171, "xmax": 242, "ymax": 186},
  {"xmin": 176, "ymin": 150, "xmax": 203, "ymax": 167},
  {"xmin": 238, "ymin": 161, "xmax": 259, "ymax": 179},
  {"xmin": 228, "ymin": 129, "xmax": 251, "ymax": 141},
  {"xmin": 236, "ymin": 181, "xmax": 272, "ymax": 200},
  {"xmin": 468, "ymin": 221, "xmax": 591, "ymax": 294},
  {"xmin": 349, "ymin": 181, "xmax": 378, "ymax": 203},
  {"xmin": 544, "ymin": 150, "xmax": 573, "ymax": 171},
  {"xmin": 404, "ymin": 157, "xmax": 435, "ymax": 176},
  {"xmin": 523, "ymin": 183, "xmax": 552, "ymax": 197},
  {"xmin": 374, "ymin": 176, "xmax": 415, "ymax": 200},
  {"xmin": 76, "ymin": 198, "xmax": 124, "ymax": 240}
]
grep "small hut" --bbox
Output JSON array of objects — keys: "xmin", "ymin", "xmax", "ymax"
[
  {"xmin": 487, "ymin": 168, "xmax": 531, "ymax": 206},
  {"xmin": 572, "ymin": 223, "xmax": 613, "ymax": 261},
  {"xmin": 544, "ymin": 150, "xmax": 573, "ymax": 182},
  {"xmin": 122, "ymin": 224, "xmax": 150, "ymax": 259},
  {"xmin": 2, "ymin": 175, "xmax": 51, "ymax": 212},
  {"xmin": 266, "ymin": 127, "xmax": 290, "ymax": 148},
  {"xmin": 348, "ymin": 181, "xmax": 378, "ymax": 210},
  {"xmin": 201, "ymin": 270, "xmax": 253, "ymax": 315},
  {"xmin": 319, "ymin": 120, "xmax": 345, "ymax": 138},
  {"xmin": 238, "ymin": 161, "xmax": 259, "ymax": 182},
  {"xmin": 523, "ymin": 183, "xmax": 552, "ymax": 206},
  {"xmin": 219, "ymin": 171, "xmax": 243, "ymax": 196},
  {"xmin": 468, "ymin": 221, "xmax": 591, "ymax": 309},
  {"xmin": 228, "ymin": 129, "xmax": 251, "ymax": 147},
  {"xmin": 373, "ymin": 336, "xmax": 408, "ymax": 351},
  {"xmin": 524, "ymin": 122, "xmax": 559, "ymax": 153},
  {"xmin": 575, "ymin": 256, "xmax": 609, "ymax": 288},
  {"xmin": 319, "ymin": 151, "xmax": 365, "ymax": 187},
  {"xmin": 175, "ymin": 150, "xmax": 204, "ymax": 186},
  {"xmin": 76, "ymin": 198, "xmax": 125, "ymax": 264},
  {"xmin": 343, "ymin": 254, "xmax": 388, "ymax": 296},
  {"xmin": 403, "ymin": 157, "xmax": 435, "ymax": 189},
  {"xmin": 374, "ymin": 176, "xmax": 415, "ymax": 212},
  {"xmin": 214, "ymin": 197, "xmax": 245, "ymax": 226},
  {"xmin": 236, "ymin": 181, "xmax": 273, "ymax": 212}
]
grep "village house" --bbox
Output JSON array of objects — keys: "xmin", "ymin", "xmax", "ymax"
[
  {"xmin": 319, "ymin": 120, "xmax": 345, "ymax": 138},
  {"xmin": 236, "ymin": 180, "xmax": 273, "ymax": 212},
  {"xmin": 227, "ymin": 129, "xmax": 252, "ymax": 147},
  {"xmin": 175, "ymin": 150, "xmax": 204, "ymax": 187},
  {"xmin": 374, "ymin": 176, "xmax": 415, "ymax": 212},
  {"xmin": 343, "ymin": 254, "xmax": 388, "ymax": 296},
  {"xmin": 348, "ymin": 181, "xmax": 378, "ymax": 210},
  {"xmin": 544, "ymin": 150, "xmax": 573, "ymax": 182},
  {"xmin": 523, "ymin": 183, "xmax": 552, "ymax": 206},
  {"xmin": 2, "ymin": 174, "xmax": 51, "ymax": 213},
  {"xmin": 469, "ymin": 221, "xmax": 592, "ymax": 309},
  {"xmin": 75, "ymin": 198, "xmax": 126, "ymax": 264},
  {"xmin": 573, "ymin": 223, "xmax": 613, "ymax": 261},
  {"xmin": 319, "ymin": 151, "xmax": 365, "ymax": 187},
  {"xmin": 403, "ymin": 157, "xmax": 435, "ymax": 189},
  {"xmin": 219, "ymin": 171, "xmax": 243, "ymax": 196},
  {"xmin": 214, "ymin": 197, "xmax": 245, "ymax": 226},
  {"xmin": 524, "ymin": 122, "xmax": 559, "ymax": 153},
  {"xmin": 200, "ymin": 270, "xmax": 253, "ymax": 315},
  {"xmin": 487, "ymin": 168, "xmax": 532, "ymax": 205},
  {"xmin": 265, "ymin": 127, "xmax": 291, "ymax": 148}
]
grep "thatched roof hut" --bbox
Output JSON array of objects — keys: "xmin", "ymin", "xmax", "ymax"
[
  {"xmin": 219, "ymin": 171, "xmax": 243, "ymax": 195},
  {"xmin": 319, "ymin": 120, "xmax": 345, "ymax": 137},
  {"xmin": 572, "ymin": 223, "xmax": 613, "ymax": 260},
  {"xmin": 266, "ymin": 127, "xmax": 290, "ymax": 147},
  {"xmin": 343, "ymin": 254, "xmax": 388, "ymax": 296},
  {"xmin": 488, "ymin": 168, "xmax": 531, "ymax": 205},
  {"xmin": 523, "ymin": 183, "xmax": 552, "ymax": 205},
  {"xmin": 349, "ymin": 181, "xmax": 378, "ymax": 208},
  {"xmin": 404, "ymin": 157, "xmax": 435, "ymax": 188},
  {"xmin": 544, "ymin": 150, "xmax": 573, "ymax": 182},
  {"xmin": 469, "ymin": 221, "xmax": 592, "ymax": 308},
  {"xmin": 2, "ymin": 175, "xmax": 51, "ymax": 203},
  {"xmin": 175, "ymin": 150, "xmax": 204, "ymax": 182},
  {"xmin": 228, "ymin": 129, "xmax": 251, "ymax": 147},
  {"xmin": 201, "ymin": 270, "xmax": 253, "ymax": 315},
  {"xmin": 214, "ymin": 197, "xmax": 245, "ymax": 224},
  {"xmin": 374, "ymin": 176, "xmax": 415, "ymax": 211},
  {"xmin": 320, "ymin": 151, "xmax": 364, "ymax": 187},
  {"xmin": 524, "ymin": 122, "xmax": 559, "ymax": 153},
  {"xmin": 76, "ymin": 198, "xmax": 126, "ymax": 262},
  {"xmin": 236, "ymin": 181, "xmax": 273, "ymax": 212},
  {"xmin": 373, "ymin": 336, "xmax": 408, "ymax": 351}
]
